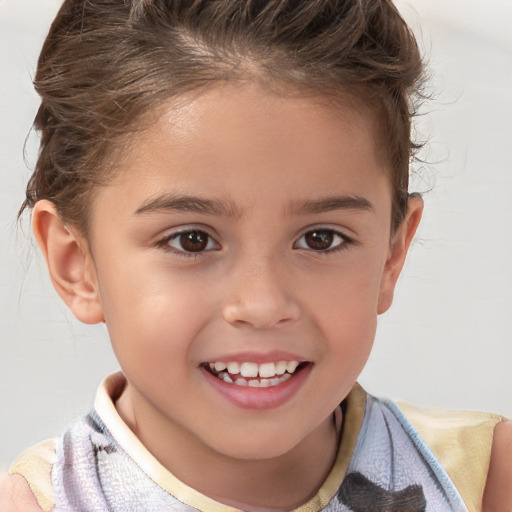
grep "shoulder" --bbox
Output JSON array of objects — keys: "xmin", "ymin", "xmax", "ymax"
[
  {"xmin": 0, "ymin": 473, "xmax": 42, "ymax": 512},
  {"xmin": 483, "ymin": 420, "xmax": 512, "ymax": 512},
  {"xmin": 396, "ymin": 400, "xmax": 506, "ymax": 511}
]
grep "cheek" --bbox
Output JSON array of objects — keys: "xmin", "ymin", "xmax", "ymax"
[
  {"xmin": 303, "ymin": 252, "xmax": 385, "ymax": 320},
  {"xmin": 319, "ymin": 299, "xmax": 377, "ymax": 371},
  {"xmin": 97, "ymin": 261, "xmax": 216, "ymax": 369},
  {"xmin": 301, "ymin": 255, "xmax": 383, "ymax": 365}
]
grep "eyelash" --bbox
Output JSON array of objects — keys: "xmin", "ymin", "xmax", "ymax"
[
  {"xmin": 156, "ymin": 229, "xmax": 219, "ymax": 258},
  {"xmin": 294, "ymin": 228, "xmax": 352, "ymax": 255},
  {"xmin": 156, "ymin": 227, "xmax": 352, "ymax": 258}
]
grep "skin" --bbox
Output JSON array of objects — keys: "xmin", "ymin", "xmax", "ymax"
[
  {"xmin": 0, "ymin": 474, "xmax": 41, "ymax": 512},
  {"xmin": 3, "ymin": 84, "xmax": 509, "ymax": 510},
  {"xmin": 482, "ymin": 421, "xmax": 512, "ymax": 511}
]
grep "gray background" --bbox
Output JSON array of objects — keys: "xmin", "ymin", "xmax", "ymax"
[{"xmin": 1, "ymin": 0, "xmax": 511, "ymax": 468}]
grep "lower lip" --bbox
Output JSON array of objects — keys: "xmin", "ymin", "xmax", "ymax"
[{"xmin": 201, "ymin": 365, "xmax": 312, "ymax": 410}]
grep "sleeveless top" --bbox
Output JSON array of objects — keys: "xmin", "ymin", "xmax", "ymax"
[{"xmin": 9, "ymin": 373, "xmax": 505, "ymax": 512}]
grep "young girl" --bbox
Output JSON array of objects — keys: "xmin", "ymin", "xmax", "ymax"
[{"xmin": 1, "ymin": 0, "xmax": 511, "ymax": 511}]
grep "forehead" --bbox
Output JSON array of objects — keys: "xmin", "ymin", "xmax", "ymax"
[{"xmin": 98, "ymin": 83, "xmax": 390, "ymax": 218}]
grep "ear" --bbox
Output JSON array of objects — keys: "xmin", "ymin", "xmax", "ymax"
[
  {"xmin": 32, "ymin": 200, "xmax": 104, "ymax": 324},
  {"xmin": 377, "ymin": 194, "xmax": 423, "ymax": 314}
]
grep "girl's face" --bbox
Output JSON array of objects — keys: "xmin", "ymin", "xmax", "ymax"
[{"xmin": 81, "ymin": 84, "xmax": 416, "ymax": 463}]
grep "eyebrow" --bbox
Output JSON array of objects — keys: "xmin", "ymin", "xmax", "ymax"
[
  {"xmin": 134, "ymin": 194, "xmax": 243, "ymax": 218},
  {"xmin": 134, "ymin": 193, "xmax": 373, "ymax": 218},
  {"xmin": 288, "ymin": 195, "xmax": 374, "ymax": 215}
]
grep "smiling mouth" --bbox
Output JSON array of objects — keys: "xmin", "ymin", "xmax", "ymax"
[{"xmin": 202, "ymin": 360, "xmax": 309, "ymax": 388}]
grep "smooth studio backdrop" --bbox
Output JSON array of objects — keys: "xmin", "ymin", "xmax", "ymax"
[{"xmin": 1, "ymin": 0, "xmax": 511, "ymax": 468}]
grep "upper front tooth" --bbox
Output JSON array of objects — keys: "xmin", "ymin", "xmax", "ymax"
[
  {"xmin": 240, "ymin": 362, "xmax": 259, "ymax": 378},
  {"xmin": 259, "ymin": 362, "xmax": 277, "ymax": 378},
  {"xmin": 227, "ymin": 362, "xmax": 240, "ymax": 374},
  {"xmin": 286, "ymin": 361, "xmax": 299, "ymax": 373},
  {"xmin": 275, "ymin": 361, "xmax": 287, "ymax": 375}
]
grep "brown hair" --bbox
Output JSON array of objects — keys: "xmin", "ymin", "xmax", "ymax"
[{"xmin": 21, "ymin": 0, "xmax": 424, "ymax": 234}]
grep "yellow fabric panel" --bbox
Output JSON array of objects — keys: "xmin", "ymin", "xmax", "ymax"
[
  {"xmin": 398, "ymin": 401, "xmax": 506, "ymax": 512},
  {"xmin": 8, "ymin": 437, "xmax": 57, "ymax": 512}
]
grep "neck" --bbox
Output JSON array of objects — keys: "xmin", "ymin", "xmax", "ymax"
[{"xmin": 116, "ymin": 384, "xmax": 341, "ymax": 511}]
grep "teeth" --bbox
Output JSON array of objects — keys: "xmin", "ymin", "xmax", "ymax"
[
  {"xmin": 221, "ymin": 373, "xmax": 233, "ymax": 384},
  {"xmin": 286, "ymin": 361, "xmax": 299, "ymax": 373},
  {"xmin": 206, "ymin": 360, "xmax": 300, "ymax": 388},
  {"xmin": 259, "ymin": 362, "xmax": 276, "ymax": 378},
  {"xmin": 227, "ymin": 362, "xmax": 240, "ymax": 374},
  {"xmin": 244, "ymin": 374, "xmax": 291, "ymax": 388},
  {"xmin": 240, "ymin": 362, "xmax": 259, "ymax": 378},
  {"xmin": 275, "ymin": 361, "xmax": 287, "ymax": 375},
  {"xmin": 222, "ymin": 361, "xmax": 300, "ymax": 378},
  {"xmin": 209, "ymin": 361, "xmax": 299, "ymax": 388}
]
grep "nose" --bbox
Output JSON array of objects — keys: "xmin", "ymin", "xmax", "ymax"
[{"xmin": 222, "ymin": 258, "xmax": 301, "ymax": 330}]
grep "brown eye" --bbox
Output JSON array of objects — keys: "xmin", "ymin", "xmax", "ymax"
[
  {"xmin": 179, "ymin": 231, "xmax": 208, "ymax": 252},
  {"xmin": 165, "ymin": 230, "xmax": 219, "ymax": 254},
  {"xmin": 304, "ymin": 230, "xmax": 334, "ymax": 250},
  {"xmin": 295, "ymin": 229, "xmax": 347, "ymax": 252}
]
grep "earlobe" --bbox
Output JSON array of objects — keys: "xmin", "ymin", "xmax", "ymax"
[
  {"xmin": 377, "ymin": 195, "xmax": 423, "ymax": 314},
  {"xmin": 32, "ymin": 200, "xmax": 104, "ymax": 324}
]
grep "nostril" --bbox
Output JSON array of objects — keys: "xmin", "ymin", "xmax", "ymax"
[{"xmin": 222, "ymin": 301, "xmax": 300, "ymax": 330}]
